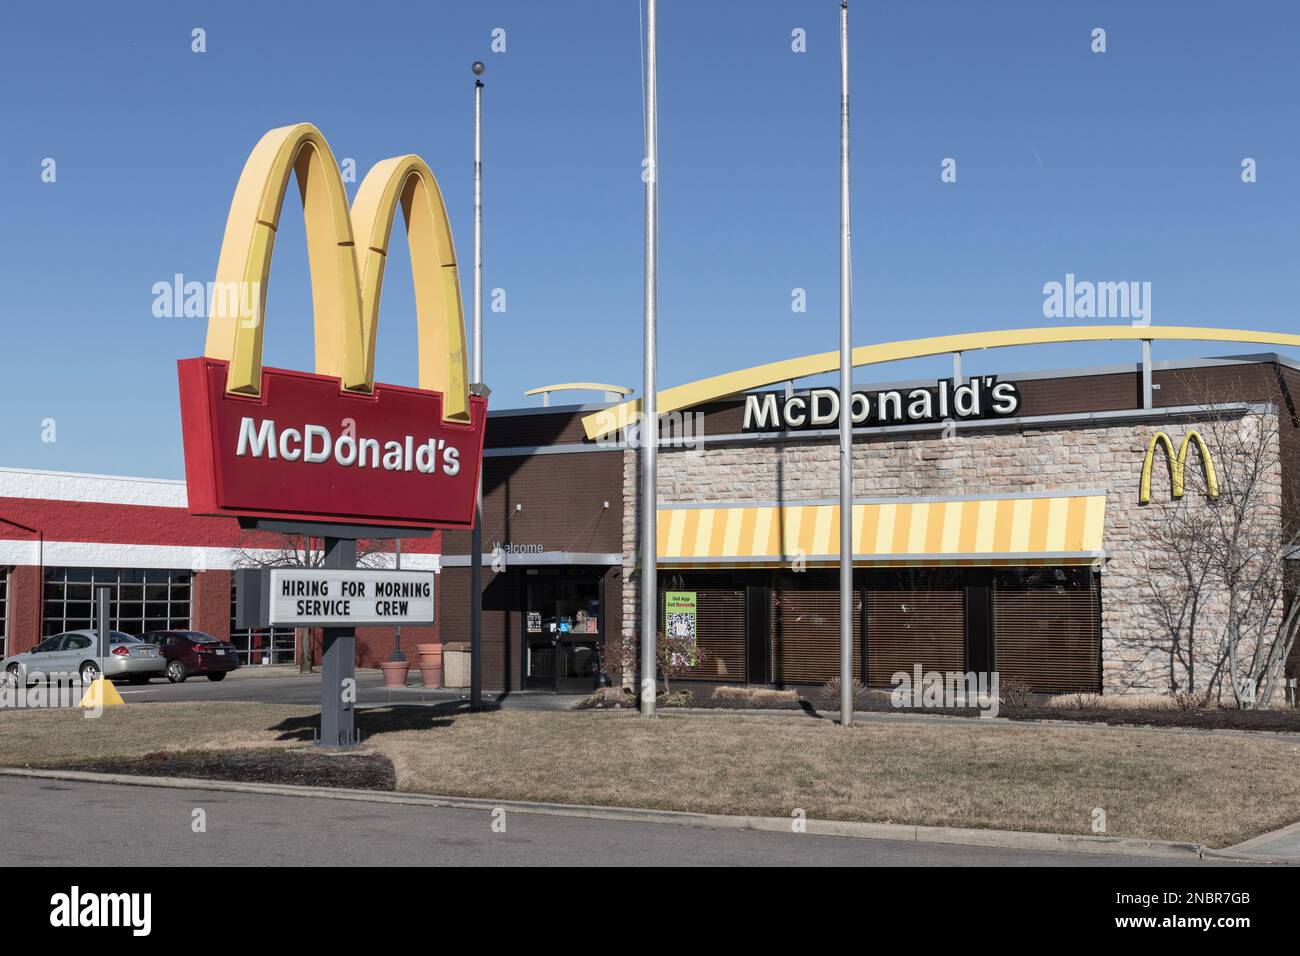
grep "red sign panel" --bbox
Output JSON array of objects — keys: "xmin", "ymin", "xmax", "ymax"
[{"xmin": 178, "ymin": 358, "xmax": 487, "ymax": 530}]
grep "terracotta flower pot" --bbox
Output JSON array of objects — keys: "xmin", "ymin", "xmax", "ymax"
[
  {"xmin": 379, "ymin": 660, "xmax": 411, "ymax": 688},
  {"xmin": 417, "ymin": 643, "xmax": 443, "ymax": 689}
]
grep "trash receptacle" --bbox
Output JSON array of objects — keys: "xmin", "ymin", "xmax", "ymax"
[{"xmin": 443, "ymin": 641, "xmax": 471, "ymax": 689}]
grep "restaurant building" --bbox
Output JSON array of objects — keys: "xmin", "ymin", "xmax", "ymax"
[
  {"xmin": 3, "ymin": 345, "xmax": 1298, "ymax": 698},
  {"xmin": 0, "ymin": 468, "xmax": 440, "ymax": 667},
  {"xmin": 438, "ymin": 349, "xmax": 1300, "ymax": 696}
]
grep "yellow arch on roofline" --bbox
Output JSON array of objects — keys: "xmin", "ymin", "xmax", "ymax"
[
  {"xmin": 580, "ymin": 325, "xmax": 1300, "ymax": 440},
  {"xmin": 203, "ymin": 123, "xmax": 471, "ymax": 423},
  {"xmin": 525, "ymin": 383, "xmax": 635, "ymax": 397}
]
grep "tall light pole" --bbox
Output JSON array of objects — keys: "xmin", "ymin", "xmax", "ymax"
[
  {"xmin": 640, "ymin": 0, "xmax": 659, "ymax": 717},
  {"xmin": 837, "ymin": 0, "xmax": 854, "ymax": 726},
  {"xmin": 470, "ymin": 59, "xmax": 485, "ymax": 709}
]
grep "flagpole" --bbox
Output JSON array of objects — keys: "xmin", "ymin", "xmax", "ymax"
[
  {"xmin": 837, "ymin": 0, "xmax": 854, "ymax": 726},
  {"xmin": 470, "ymin": 59, "xmax": 485, "ymax": 709},
  {"xmin": 640, "ymin": 0, "xmax": 659, "ymax": 717}
]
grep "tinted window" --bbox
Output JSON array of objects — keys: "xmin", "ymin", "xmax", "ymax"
[
  {"xmin": 34, "ymin": 637, "xmax": 62, "ymax": 653},
  {"xmin": 66, "ymin": 635, "xmax": 92, "ymax": 650},
  {"xmin": 109, "ymin": 632, "xmax": 137, "ymax": 644},
  {"xmin": 186, "ymin": 632, "xmax": 220, "ymax": 644}
]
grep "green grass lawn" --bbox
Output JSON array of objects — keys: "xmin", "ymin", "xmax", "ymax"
[{"xmin": 1, "ymin": 702, "xmax": 1297, "ymax": 847}]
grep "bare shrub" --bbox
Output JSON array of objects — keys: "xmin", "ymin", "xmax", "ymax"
[
  {"xmin": 1171, "ymin": 689, "xmax": 1214, "ymax": 711},
  {"xmin": 657, "ymin": 690, "xmax": 693, "ymax": 707},
  {"xmin": 712, "ymin": 686, "xmax": 798, "ymax": 706},
  {"xmin": 818, "ymin": 677, "xmax": 872, "ymax": 711},
  {"xmin": 997, "ymin": 679, "xmax": 1035, "ymax": 709},
  {"xmin": 1046, "ymin": 692, "xmax": 1176, "ymax": 711}
]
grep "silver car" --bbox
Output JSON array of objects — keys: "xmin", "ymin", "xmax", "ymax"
[{"xmin": 2, "ymin": 630, "xmax": 165, "ymax": 686}]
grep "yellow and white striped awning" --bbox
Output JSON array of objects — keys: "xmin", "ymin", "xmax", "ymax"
[{"xmin": 657, "ymin": 491, "xmax": 1106, "ymax": 568}]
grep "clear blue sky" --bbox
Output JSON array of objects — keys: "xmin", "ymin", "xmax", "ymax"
[{"xmin": 1, "ymin": 1, "xmax": 1296, "ymax": 478}]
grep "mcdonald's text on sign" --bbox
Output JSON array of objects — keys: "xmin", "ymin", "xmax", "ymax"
[
  {"xmin": 269, "ymin": 569, "xmax": 435, "ymax": 627},
  {"xmin": 177, "ymin": 123, "xmax": 486, "ymax": 530},
  {"xmin": 179, "ymin": 359, "xmax": 484, "ymax": 528}
]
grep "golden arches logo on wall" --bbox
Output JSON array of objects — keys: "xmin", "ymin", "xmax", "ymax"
[
  {"xmin": 202, "ymin": 122, "xmax": 469, "ymax": 423},
  {"xmin": 1139, "ymin": 431, "xmax": 1219, "ymax": 505}
]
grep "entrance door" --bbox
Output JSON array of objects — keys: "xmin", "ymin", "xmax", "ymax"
[{"xmin": 523, "ymin": 570, "xmax": 603, "ymax": 692}]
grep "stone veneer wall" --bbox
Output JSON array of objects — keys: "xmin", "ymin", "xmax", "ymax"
[{"xmin": 621, "ymin": 409, "xmax": 1281, "ymax": 695}]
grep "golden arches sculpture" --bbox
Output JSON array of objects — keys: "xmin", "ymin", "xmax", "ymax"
[{"xmin": 203, "ymin": 123, "xmax": 470, "ymax": 423}]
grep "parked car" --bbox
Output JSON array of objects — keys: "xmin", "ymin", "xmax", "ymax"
[
  {"xmin": 136, "ymin": 630, "xmax": 240, "ymax": 683},
  {"xmin": 2, "ymin": 630, "xmax": 164, "ymax": 686}
]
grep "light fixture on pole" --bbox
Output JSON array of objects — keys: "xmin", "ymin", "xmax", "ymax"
[
  {"xmin": 469, "ymin": 58, "xmax": 485, "ymax": 710},
  {"xmin": 837, "ymin": 0, "xmax": 854, "ymax": 726},
  {"xmin": 640, "ymin": 0, "xmax": 659, "ymax": 717}
]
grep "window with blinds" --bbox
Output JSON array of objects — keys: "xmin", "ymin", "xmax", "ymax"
[
  {"xmin": 770, "ymin": 581, "xmax": 863, "ymax": 686},
  {"xmin": 993, "ymin": 568, "xmax": 1100, "ymax": 693},
  {"xmin": 865, "ymin": 580, "xmax": 966, "ymax": 684},
  {"xmin": 663, "ymin": 587, "xmax": 748, "ymax": 682}
]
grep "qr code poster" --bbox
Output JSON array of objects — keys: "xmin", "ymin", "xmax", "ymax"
[{"xmin": 664, "ymin": 591, "xmax": 697, "ymax": 641}]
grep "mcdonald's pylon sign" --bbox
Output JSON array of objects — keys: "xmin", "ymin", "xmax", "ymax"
[
  {"xmin": 178, "ymin": 124, "xmax": 487, "ymax": 529},
  {"xmin": 1139, "ymin": 430, "xmax": 1219, "ymax": 505}
]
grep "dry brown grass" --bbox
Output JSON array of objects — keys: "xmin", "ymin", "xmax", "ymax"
[
  {"xmin": 2, "ymin": 703, "xmax": 1298, "ymax": 847},
  {"xmin": 0, "ymin": 702, "xmax": 315, "ymax": 766},
  {"xmin": 371, "ymin": 710, "xmax": 1300, "ymax": 847}
]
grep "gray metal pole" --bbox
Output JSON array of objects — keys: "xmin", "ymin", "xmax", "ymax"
[
  {"xmin": 640, "ymin": 0, "xmax": 659, "ymax": 717},
  {"xmin": 320, "ymin": 536, "xmax": 357, "ymax": 747},
  {"xmin": 470, "ymin": 61, "xmax": 485, "ymax": 709},
  {"xmin": 1141, "ymin": 339, "xmax": 1153, "ymax": 409},
  {"xmin": 391, "ymin": 539, "xmax": 404, "ymax": 661},
  {"xmin": 95, "ymin": 586, "xmax": 110, "ymax": 683},
  {"xmin": 837, "ymin": 0, "xmax": 854, "ymax": 726}
]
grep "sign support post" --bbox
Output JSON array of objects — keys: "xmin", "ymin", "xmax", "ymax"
[{"xmin": 319, "ymin": 537, "xmax": 358, "ymax": 748}]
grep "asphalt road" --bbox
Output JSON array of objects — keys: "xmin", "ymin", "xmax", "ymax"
[{"xmin": 1, "ymin": 775, "xmax": 1234, "ymax": 867}]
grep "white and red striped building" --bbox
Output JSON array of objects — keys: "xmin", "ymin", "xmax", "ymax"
[{"xmin": 0, "ymin": 467, "xmax": 442, "ymax": 666}]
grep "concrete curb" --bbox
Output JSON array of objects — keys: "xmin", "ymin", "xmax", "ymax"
[{"xmin": 2, "ymin": 765, "xmax": 1275, "ymax": 862}]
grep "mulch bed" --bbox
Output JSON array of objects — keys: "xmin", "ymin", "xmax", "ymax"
[
  {"xmin": 673, "ymin": 695, "xmax": 806, "ymax": 711},
  {"xmin": 577, "ymin": 691, "xmax": 807, "ymax": 711},
  {"xmin": 1000, "ymin": 707, "xmax": 1300, "ymax": 733},
  {"xmin": 61, "ymin": 748, "xmax": 397, "ymax": 791},
  {"xmin": 581, "ymin": 687, "xmax": 1300, "ymax": 732}
]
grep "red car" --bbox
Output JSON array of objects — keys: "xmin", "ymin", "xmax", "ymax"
[{"xmin": 137, "ymin": 630, "xmax": 240, "ymax": 683}]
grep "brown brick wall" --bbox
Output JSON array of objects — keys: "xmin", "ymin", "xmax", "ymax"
[
  {"xmin": 6, "ymin": 564, "xmax": 41, "ymax": 654},
  {"xmin": 191, "ymin": 570, "xmax": 231, "ymax": 640},
  {"xmin": 443, "ymin": 451, "xmax": 623, "ymax": 557}
]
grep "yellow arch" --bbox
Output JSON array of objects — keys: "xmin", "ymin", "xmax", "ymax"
[
  {"xmin": 1140, "ymin": 430, "xmax": 1220, "ymax": 504},
  {"xmin": 581, "ymin": 325, "xmax": 1300, "ymax": 440},
  {"xmin": 524, "ymin": 383, "xmax": 635, "ymax": 397},
  {"xmin": 351, "ymin": 155, "xmax": 470, "ymax": 423},
  {"xmin": 1140, "ymin": 432, "xmax": 1178, "ymax": 504},
  {"xmin": 202, "ymin": 124, "xmax": 471, "ymax": 423},
  {"xmin": 205, "ymin": 123, "xmax": 366, "ymax": 396}
]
